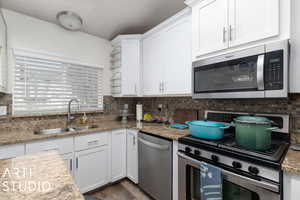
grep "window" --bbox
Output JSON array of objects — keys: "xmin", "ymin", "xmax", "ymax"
[{"xmin": 13, "ymin": 51, "xmax": 103, "ymax": 115}]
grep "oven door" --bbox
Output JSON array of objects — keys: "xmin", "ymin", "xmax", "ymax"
[
  {"xmin": 192, "ymin": 46, "xmax": 265, "ymax": 99},
  {"xmin": 178, "ymin": 153, "xmax": 280, "ymax": 200}
]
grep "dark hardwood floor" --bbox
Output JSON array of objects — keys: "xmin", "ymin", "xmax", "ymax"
[{"xmin": 87, "ymin": 179, "xmax": 152, "ymax": 200}]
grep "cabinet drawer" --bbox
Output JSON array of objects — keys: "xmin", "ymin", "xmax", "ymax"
[
  {"xmin": 26, "ymin": 137, "xmax": 73, "ymax": 155},
  {"xmin": 75, "ymin": 132, "xmax": 108, "ymax": 151},
  {"xmin": 0, "ymin": 144, "xmax": 25, "ymax": 160}
]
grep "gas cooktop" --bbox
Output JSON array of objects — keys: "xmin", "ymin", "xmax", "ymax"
[
  {"xmin": 180, "ymin": 132, "xmax": 289, "ymax": 162},
  {"xmin": 178, "ymin": 111, "xmax": 290, "ymax": 168}
]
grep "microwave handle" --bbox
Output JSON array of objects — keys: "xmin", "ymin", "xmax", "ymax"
[{"xmin": 257, "ymin": 55, "xmax": 265, "ymax": 90}]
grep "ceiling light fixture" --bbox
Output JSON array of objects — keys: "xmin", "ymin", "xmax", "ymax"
[{"xmin": 56, "ymin": 11, "xmax": 83, "ymax": 31}]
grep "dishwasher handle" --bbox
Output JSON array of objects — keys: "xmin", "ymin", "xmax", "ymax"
[{"xmin": 138, "ymin": 137, "xmax": 169, "ymax": 151}]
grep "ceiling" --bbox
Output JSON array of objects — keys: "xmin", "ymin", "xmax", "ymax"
[{"xmin": 0, "ymin": 0, "xmax": 186, "ymax": 40}]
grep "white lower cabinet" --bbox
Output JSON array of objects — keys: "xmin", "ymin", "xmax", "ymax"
[
  {"xmin": 61, "ymin": 153, "xmax": 74, "ymax": 176},
  {"xmin": 111, "ymin": 129, "xmax": 127, "ymax": 182},
  {"xmin": 0, "ymin": 143, "xmax": 25, "ymax": 160},
  {"xmin": 126, "ymin": 129, "xmax": 138, "ymax": 183},
  {"xmin": 1, "ymin": 128, "xmax": 139, "ymax": 194},
  {"xmin": 74, "ymin": 146, "xmax": 110, "ymax": 193},
  {"xmin": 284, "ymin": 172, "xmax": 300, "ymax": 200}
]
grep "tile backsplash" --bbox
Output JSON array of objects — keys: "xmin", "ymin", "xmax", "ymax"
[
  {"xmin": 113, "ymin": 94, "xmax": 300, "ymax": 134},
  {"xmin": 2, "ymin": 93, "xmax": 300, "ymax": 143}
]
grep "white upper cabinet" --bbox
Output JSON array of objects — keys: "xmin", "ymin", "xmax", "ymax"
[
  {"xmin": 0, "ymin": 10, "xmax": 7, "ymax": 93},
  {"xmin": 142, "ymin": 34, "xmax": 164, "ymax": 96},
  {"xmin": 192, "ymin": 0, "xmax": 228, "ymax": 57},
  {"xmin": 228, "ymin": 0, "xmax": 279, "ymax": 47},
  {"xmin": 186, "ymin": 0, "xmax": 281, "ymax": 59},
  {"xmin": 111, "ymin": 35, "xmax": 141, "ymax": 97},
  {"xmin": 142, "ymin": 9, "xmax": 192, "ymax": 96}
]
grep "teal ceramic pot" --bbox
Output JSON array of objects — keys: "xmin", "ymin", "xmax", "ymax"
[
  {"xmin": 185, "ymin": 120, "xmax": 230, "ymax": 140},
  {"xmin": 234, "ymin": 116, "xmax": 278, "ymax": 151}
]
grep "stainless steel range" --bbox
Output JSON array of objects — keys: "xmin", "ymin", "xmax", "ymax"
[{"xmin": 178, "ymin": 110, "xmax": 290, "ymax": 200}]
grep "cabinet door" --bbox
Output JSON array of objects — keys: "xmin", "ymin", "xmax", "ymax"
[
  {"xmin": 0, "ymin": 144, "xmax": 25, "ymax": 160},
  {"xmin": 193, "ymin": 0, "xmax": 228, "ymax": 57},
  {"xmin": 142, "ymin": 34, "xmax": 164, "ymax": 96},
  {"xmin": 126, "ymin": 130, "xmax": 138, "ymax": 183},
  {"xmin": 284, "ymin": 172, "xmax": 300, "ymax": 200},
  {"xmin": 162, "ymin": 16, "xmax": 192, "ymax": 95},
  {"xmin": 74, "ymin": 146, "xmax": 109, "ymax": 193},
  {"xmin": 111, "ymin": 129, "xmax": 127, "ymax": 182},
  {"xmin": 61, "ymin": 153, "xmax": 74, "ymax": 176},
  {"xmin": 121, "ymin": 40, "xmax": 140, "ymax": 96},
  {"xmin": 228, "ymin": 0, "xmax": 279, "ymax": 47},
  {"xmin": 0, "ymin": 11, "xmax": 6, "ymax": 92}
]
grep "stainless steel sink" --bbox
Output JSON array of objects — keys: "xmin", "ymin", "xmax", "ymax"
[
  {"xmin": 34, "ymin": 128, "xmax": 71, "ymax": 135},
  {"xmin": 70, "ymin": 125, "xmax": 99, "ymax": 131},
  {"xmin": 34, "ymin": 125, "xmax": 99, "ymax": 135}
]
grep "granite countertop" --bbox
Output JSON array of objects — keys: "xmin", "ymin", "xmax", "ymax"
[
  {"xmin": 0, "ymin": 151, "xmax": 84, "ymax": 200},
  {"xmin": 0, "ymin": 121, "xmax": 190, "ymax": 146},
  {"xmin": 282, "ymin": 133, "xmax": 300, "ymax": 176}
]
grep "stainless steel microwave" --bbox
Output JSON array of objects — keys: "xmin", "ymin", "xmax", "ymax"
[{"xmin": 192, "ymin": 40, "xmax": 289, "ymax": 99}]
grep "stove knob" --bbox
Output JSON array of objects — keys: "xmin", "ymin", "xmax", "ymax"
[
  {"xmin": 194, "ymin": 150, "xmax": 200, "ymax": 155},
  {"xmin": 248, "ymin": 166, "xmax": 259, "ymax": 175},
  {"xmin": 211, "ymin": 155, "xmax": 219, "ymax": 162},
  {"xmin": 232, "ymin": 161, "xmax": 242, "ymax": 169},
  {"xmin": 185, "ymin": 147, "xmax": 191, "ymax": 153}
]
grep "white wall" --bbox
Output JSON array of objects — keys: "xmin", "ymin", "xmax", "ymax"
[{"xmin": 2, "ymin": 9, "xmax": 112, "ymax": 95}]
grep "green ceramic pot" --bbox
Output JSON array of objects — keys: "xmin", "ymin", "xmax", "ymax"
[{"xmin": 234, "ymin": 116, "xmax": 278, "ymax": 151}]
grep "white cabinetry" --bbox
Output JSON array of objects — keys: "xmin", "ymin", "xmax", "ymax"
[
  {"xmin": 284, "ymin": 172, "xmax": 300, "ymax": 200},
  {"xmin": 186, "ymin": 0, "xmax": 280, "ymax": 59},
  {"xmin": 142, "ymin": 9, "xmax": 192, "ymax": 96},
  {"xmin": 0, "ymin": 144, "xmax": 25, "ymax": 160},
  {"xmin": 74, "ymin": 132, "xmax": 110, "ymax": 193},
  {"xmin": 127, "ymin": 129, "xmax": 138, "ymax": 183},
  {"xmin": 111, "ymin": 129, "xmax": 127, "ymax": 182},
  {"xmin": 0, "ymin": 10, "xmax": 7, "ymax": 93},
  {"xmin": 191, "ymin": 0, "xmax": 228, "ymax": 56},
  {"xmin": 111, "ymin": 35, "xmax": 141, "ymax": 97},
  {"xmin": 290, "ymin": 0, "xmax": 300, "ymax": 93},
  {"xmin": 61, "ymin": 152, "xmax": 74, "ymax": 175},
  {"xmin": 74, "ymin": 146, "xmax": 109, "ymax": 193}
]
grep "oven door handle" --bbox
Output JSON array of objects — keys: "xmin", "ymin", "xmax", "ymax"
[
  {"xmin": 177, "ymin": 152, "xmax": 279, "ymax": 193},
  {"xmin": 257, "ymin": 54, "xmax": 265, "ymax": 90}
]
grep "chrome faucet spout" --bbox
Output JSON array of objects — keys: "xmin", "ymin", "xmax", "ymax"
[{"xmin": 67, "ymin": 98, "xmax": 80, "ymax": 124}]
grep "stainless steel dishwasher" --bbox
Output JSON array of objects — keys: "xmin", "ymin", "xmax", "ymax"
[{"xmin": 138, "ymin": 132, "xmax": 173, "ymax": 200}]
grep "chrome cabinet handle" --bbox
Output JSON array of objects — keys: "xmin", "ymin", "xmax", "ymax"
[
  {"xmin": 44, "ymin": 147, "xmax": 59, "ymax": 152},
  {"xmin": 257, "ymin": 55, "xmax": 265, "ymax": 90},
  {"xmin": 138, "ymin": 138, "xmax": 169, "ymax": 151},
  {"xmin": 88, "ymin": 140, "xmax": 99, "ymax": 146},
  {"xmin": 76, "ymin": 157, "xmax": 78, "ymax": 169},
  {"xmin": 134, "ymin": 83, "xmax": 137, "ymax": 94},
  {"xmin": 223, "ymin": 27, "xmax": 227, "ymax": 43},
  {"xmin": 133, "ymin": 135, "xmax": 136, "ymax": 146},
  {"xmin": 70, "ymin": 159, "xmax": 72, "ymax": 171},
  {"xmin": 229, "ymin": 25, "xmax": 233, "ymax": 41}
]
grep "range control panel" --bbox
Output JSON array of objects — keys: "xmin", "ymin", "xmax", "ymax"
[{"xmin": 178, "ymin": 143, "xmax": 279, "ymax": 183}]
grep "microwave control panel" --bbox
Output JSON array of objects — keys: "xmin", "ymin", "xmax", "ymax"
[{"xmin": 264, "ymin": 50, "xmax": 284, "ymax": 90}]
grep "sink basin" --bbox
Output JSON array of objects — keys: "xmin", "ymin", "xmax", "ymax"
[
  {"xmin": 34, "ymin": 128, "xmax": 71, "ymax": 135},
  {"xmin": 70, "ymin": 125, "xmax": 99, "ymax": 131},
  {"xmin": 34, "ymin": 125, "xmax": 99, "ymax": 135}
]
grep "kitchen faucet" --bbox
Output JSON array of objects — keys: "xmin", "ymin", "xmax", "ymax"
[{"xmin": 67, "ymin": 98, "xmax": 80, "ymax": 125}]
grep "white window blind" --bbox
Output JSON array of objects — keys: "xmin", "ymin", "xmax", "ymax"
[{"xmin": 13, "ymin": 53, "xmax": 103, "ymax": 115}]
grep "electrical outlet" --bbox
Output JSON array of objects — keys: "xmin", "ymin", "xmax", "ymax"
[
  {"xmin": 158, "ymin": 104, "xmax": 163, "ymax": 112},
  {"xmin": 0, "ymin": 106, "xmax": 7, "ymax": 115}
]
